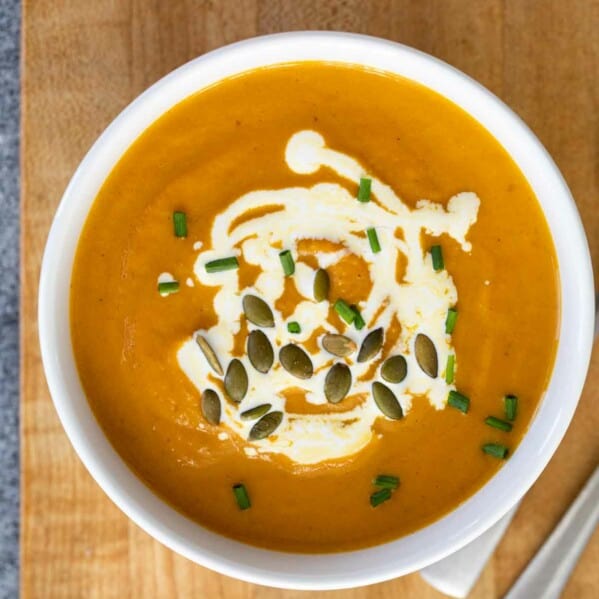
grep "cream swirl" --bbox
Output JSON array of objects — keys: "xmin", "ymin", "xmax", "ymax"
[{"xmin": 177, "ymin": 130, "xmax": 480, "ymax": 465}]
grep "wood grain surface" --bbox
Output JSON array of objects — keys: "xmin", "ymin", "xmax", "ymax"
[{"xmin": 21, "ymin": 1, "xmax": 598, "ymax": 597}]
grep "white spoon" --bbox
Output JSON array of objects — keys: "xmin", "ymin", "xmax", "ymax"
[
  {"xmin": 503, "ymin": 465, "xmax": 599, "ymax": 599},
  {"xmin": 420, "ymin": 507, "xmax": 518, "ymax": 597}
]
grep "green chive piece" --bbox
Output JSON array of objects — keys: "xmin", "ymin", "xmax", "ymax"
[
  {"xmin": 157, "ymin": 281, "xmax": 179, "ymax": 295},
  {"xmin": 232, "ymin": 483, "xmax": 251, "ymax": 510},
  {"xmin": 445, "ymin": 308, "xmax": 458, "ymax": 334},
  {"xmin": 351, "ymin": 305, "xmax": 366, "ymax": 330},
  {"xmin": 173, "ymin": 211, "xmax": 187, "ymax": 237},
  {"xmin": 287, "ymin": 321, "xmax": 301, "ymax": 334},
  {"xmin": 205, "ymin": 256, "xmax": 239, "ymax": 273},
  {"xmin": 357, "ymin": 177, "xmax": 372, "ymax": 202},
  {"xmin": 482, "ymin": 443, "xmax": 509, "ymax": 459},
  {"xmin": 445, "ymin": 354, "xmax": 455, "ymax": 384},
  {"xmin": 431, "ymin": 245, "xmax": 444, "ymax": 271},
  {"xmin": 279, "ymin": 250, "xmax": 295, "ymax": 276},
  {"xmin": 447, "ymin": 390, "xmax": 469, "ymax": 413},
  {"xmin": 370, "ymin": 487, "xmax": 392, "ymax": 507},
  {"xmin": 373, "ymin": 474, "xmax": 399, "ymax": 490},
  {"xmin": 504, "ymin": 394, "xmax": 518, "ymax": 421},
  {"xmin": 366, "ymin": 227, "xmax": 381, "ymax": 253},
  {"xmin": 485, "ymin": 416, "xmax": 513, "ymax": 432},
  {"xmin": 334, "ymin": 299, "xmax": 356, "ymax": 325}
]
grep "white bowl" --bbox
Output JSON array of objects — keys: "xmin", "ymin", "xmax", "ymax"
[{"xmin": 38, "ymin": 32, "xmax": 595, "ymax": 590}]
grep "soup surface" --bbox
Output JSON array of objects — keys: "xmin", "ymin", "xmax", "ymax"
[{"xmin": 71, "ymin": 63, "xmax": 559, "ymax": 552}]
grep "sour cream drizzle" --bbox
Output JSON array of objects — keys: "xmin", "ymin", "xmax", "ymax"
[{"xmin": 178, "ymin": 130, "xmax": 480, "ymax": 465}]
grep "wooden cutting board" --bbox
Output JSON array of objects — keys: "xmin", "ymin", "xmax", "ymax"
[{"xmin": 21, "ymin": 1, "xmax": 599, "ymax": 597}]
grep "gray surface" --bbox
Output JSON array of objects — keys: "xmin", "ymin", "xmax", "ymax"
[{"xmin": 0, "ymin": 0, "xmax": 20, "ymax": 597}]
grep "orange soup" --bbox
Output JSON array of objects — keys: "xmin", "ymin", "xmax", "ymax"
[{"xmin": 70, "ymin": 63, "xmax": 559, "ymax": 552}]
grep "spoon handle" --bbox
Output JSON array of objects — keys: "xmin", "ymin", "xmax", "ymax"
[
  {"xmin": 503, "ymin": 465, "xmax": 599, "ymax": 599},
  {"xmin": 420, "ymin": 505, "xmax": 518, "ymax": 597}
]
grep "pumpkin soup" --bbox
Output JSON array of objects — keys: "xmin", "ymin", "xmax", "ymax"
[{"xmin": 70, "ymin": 63, "xmax": 559, "ymax": 552}]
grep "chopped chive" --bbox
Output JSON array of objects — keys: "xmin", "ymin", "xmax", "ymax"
[
  {"xmin": 173, "ymin": 211, "xmax": 187, "ymax": 237},
  {"xmin": 485, "ymin": 416, "xmax": 513, "ymax": 432},
  {"xmin": 287, "ymin": 321, "xmax": 301, "ymax": 334},
  {"xmin": 279, "ymin": 250, "xmax": 295, "ymax": 276},
  {"xmin": 482, "ymin": 443, "xmax": 509, "ymax": 459},
  {"xmin": 357, "ymin": 177, "xmax": 372, "ymax": 202},
  {"xmin": 370, "ymin": 487, "xmax": 392, "ymax": 507},
  {"xmin": 445, "ymin": 308, "xmax": 458, "ymax": 334},
  {"xmin": 445, "ymin": 354, "xmax": 455, "ymax": 384},
  {"xmin": 373, "ymin": 474, "xmax": 400, "ymax": 490},
  {"xmin": 430, "ymin": 245, "xmax": 444, "ymax": 271},
  {"xmin": 157, "ymin": 281, "xmax": 179, "ymax": 295},
  {"xmin": 447, "ymin": 389, "xmax": 469, "ymax": 413},
  {"xmin": 334, "ymin": 299, "xmax": 356, "ymax": 325},
  {"xmin": 205, "ymin": 256, "xmax": 239, "ymax": 273},
  {"xmin": 351, "ymin": 305, "xmax": 366, "ymax": 330},
  {"xmin": 504, "ymin": 394, "xmax": 518, "ymax": 421},
  {"xmin": 232, "ymin": 483, "xmax": 251, "ymax": 510},
  {"xmin": 366, "ymin": 227, "xmax": 381, "ymax": 253}
]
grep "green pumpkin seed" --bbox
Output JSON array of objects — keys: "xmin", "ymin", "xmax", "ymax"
[
  {"xmin": 279, "ymin": 344, "xmax": 313, "ymax": 379},
  {"xmin": 240, "ymin": 403, "xmax": 272, "ymax": 420},
  {"xmin": 247, "ymin": 330, "xmax": 274, "ymax": 373},
  {"xmin": 313, "ymin": 268, "xmax": 330, "ymax": 302},
  {"xmin": 357, "ymin": 328, "xmax": 384, "ymax": 363},
  {"xmin": 372, "ymin": 382, "xmax": 403, "ymax": 420},
  {"xmin": 324, "ymin": 363, "xmax": 352, "ymax": 404},
  {"xmin": 242, "ymin": 294, "xmax": 274, "ymax": 328},
  {"xmin": 415, "ymin": 333, "xmax": 438, "ymax": 378},
  {"xmin": 224, "ymin": 359, "xmax": 248, "ymax": 403},
  {"xmin": 248, "ymin": 411, "xmax": 283, "ymax": 440},
  {"xmin": 322, "ymin": 333, "xmax": 357, "ymax": 357},
  {"xmin": 201, "ymin": 389, "xmax": 221, "ymax": 425},
  {"xmin": 196, "ymin": 334, "xmax": 224, "ymax": 376},
  {"xmin": 381, "ymin": 355, "xmax": 408, "ymax": 384}
]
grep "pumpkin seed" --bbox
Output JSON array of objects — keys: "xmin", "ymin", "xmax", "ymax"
[
  {"xmin": 279, "ymin": 344, "xmax": 313, "ymax": 379},
  {"xmin": 372, "ymin": 382, "xmax": 403, "ymax": 420},
  {"xmin": 324, "ymin": 363, "xmax": 352, "ymax": 404},
  {"xmin": 248, "ymin": 411, "xmax": 283, "ymax": 440},
  {"xmin": 415, "ymin": 333, "xmax": 438, "ymax": 378},
  {"xmin": 381, "ymin": 355, "xmax": 408, "ymax": 384},
  {"xmin": 201, "ymin": 389, "xmax": 221, "ymax": 425},
  {"xmin": 224, "ymin": 359, "xmax": 248, "ymax": 403},
  {"xmin": 247, "ymin": 330, "xmax": 274, "ymax": 373},
  {"xmin": 313, "ymin": 268, "xmax": 330, "ymax": 302},
  {"xmin": 322, "ymin": 333, "xmax": 357, "ymax": 357},
  {"xmin": 240, "ymin": 403, "xmax": 272, "ymax": 420},
  {"xmin": 196, "ymin": 334, "xmax": 224, "ymax": 376},
  {"xmin": 357, "ymin": 328, "xmax": 384, "ymax": 363},
  {"xmin": 242, "ymin": 294, "xmax": 274, "ymax": 328}
]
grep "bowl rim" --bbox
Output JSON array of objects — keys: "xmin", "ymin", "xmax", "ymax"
[{"xmin": 38, "ymin": 31, "xmax": 595, "ymax": 590}]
